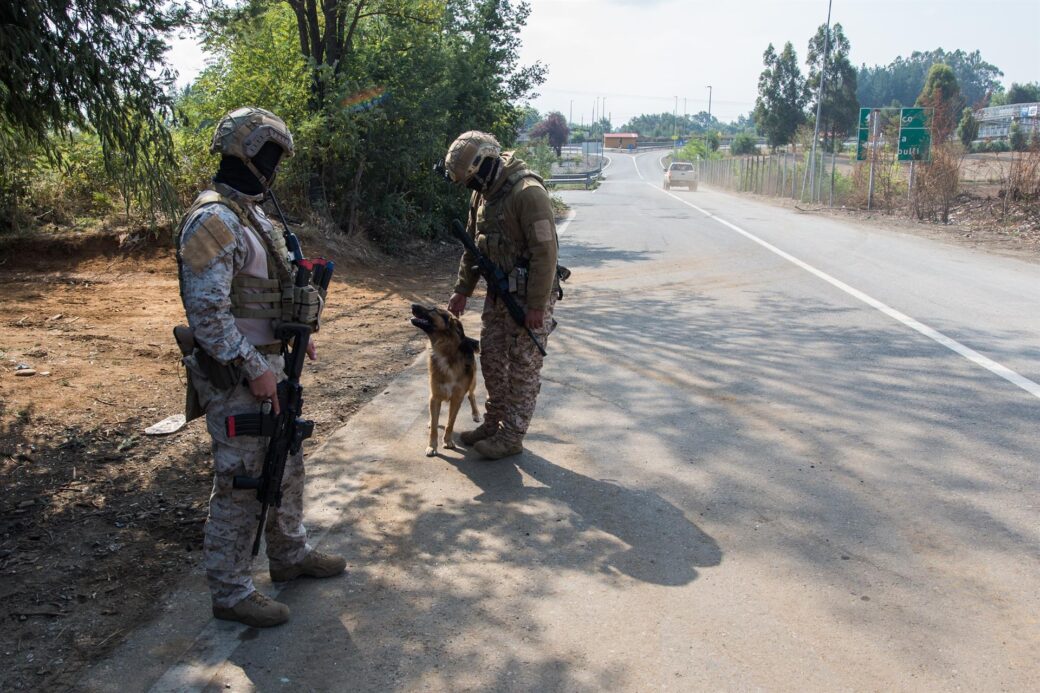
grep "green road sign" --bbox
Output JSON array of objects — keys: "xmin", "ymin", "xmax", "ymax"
[
  {"xmin": 900, "ymin": 107, "xmax": 927, "ymax": 129},
  {"xmin": 898, "ymin": 129, "xmax": 931, "ymax": 161},
  {"xmin": 856, "ymin": 128, "xmax": 870, "ymax": 161},
  {"xmin": 856, "ymin": 108, "xmax": 874, "ymax": 161},
  {"xmin": 897, "ymin": 107, "xmax": 931, "ymax": 161}
]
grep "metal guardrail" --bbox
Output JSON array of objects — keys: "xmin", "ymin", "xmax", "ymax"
[{"xmin": 546, "ymin": 167, "xmax": 604, "ymax": 189}]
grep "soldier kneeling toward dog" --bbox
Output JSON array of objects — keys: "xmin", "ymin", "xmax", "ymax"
[{"xmin": 175, "ymin": 107, "xmax": 345, "ymax": 628}]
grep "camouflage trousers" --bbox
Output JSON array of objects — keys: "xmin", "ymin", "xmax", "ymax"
[
  {"xmin": 188, "ymin": 354, "xmax": 310, "ymax": 608},
  {"xmin": 479, "ymin": 293, "xmax": 556, "ymax": 442}
]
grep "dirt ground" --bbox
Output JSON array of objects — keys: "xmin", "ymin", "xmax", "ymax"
[
  {"xmin": 0, "ymin": 228, "xmax": 458, "ymax": 691},
  {"xmin": 1, "ymin": 187, "xmax": 1036, "ymax": 691}
]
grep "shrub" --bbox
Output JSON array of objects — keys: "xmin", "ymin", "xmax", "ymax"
[{"xmin": 731, "ymin": 132, "xmax": 759, "ymax": 156}]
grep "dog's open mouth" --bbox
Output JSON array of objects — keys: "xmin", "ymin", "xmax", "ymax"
[{"xmin": 410, "ymin": 304, "xmax": 433, "ymax": 333}]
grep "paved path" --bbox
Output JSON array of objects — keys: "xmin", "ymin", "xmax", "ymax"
[{"xmin": 89, "ymin": 151, "xmax": 1040, "ymax": 691}]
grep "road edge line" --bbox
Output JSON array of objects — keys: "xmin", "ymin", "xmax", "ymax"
[{"xmin": 649, "ymin": 183, "xmax": 1040, "ymax": 402}]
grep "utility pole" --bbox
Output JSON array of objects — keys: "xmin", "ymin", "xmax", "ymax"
[
  {"xmin": 602, "ymin": 97, "xmax": 607, "ymax": 129},
  {"xmin": 706, "ymin": 85, "xmax": 712, "ymax": 122},
  {"xmin": 673, "ymin": 96, "xmax": 678, "ymax": 153},
  {"xmin": 802, "ymin": 0, "xmax": 833, "ymax": 203}
]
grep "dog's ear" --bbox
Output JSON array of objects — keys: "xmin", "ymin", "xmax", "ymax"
[{"xmin": 460, "ymin": 337, "xmax": 480, "ymax": 354}]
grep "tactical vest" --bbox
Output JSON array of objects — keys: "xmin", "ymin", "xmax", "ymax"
[
  {"xmin": 469, "ymin": 169, "xmax": 569, "ymax": 299},
  {"xmin": 470, "ymin": 168, "xmax": 545, "ymax": 273},
  {"xmin": 176, "ymin": 189, "xmax": 299, "ymax": 325}
]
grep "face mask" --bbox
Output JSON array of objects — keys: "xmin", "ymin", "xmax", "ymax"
[{"xmin": 466, "ymin": 156, "xmax": 500, "ymax": 193}]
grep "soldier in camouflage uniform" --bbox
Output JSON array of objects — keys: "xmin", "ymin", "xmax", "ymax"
[
  {"xmin": 444, "ymin": 131, "xmax": 560, "ymax": 460},
  {"xmin": 176, "ymin": 107, "xmax": 345, "ymax": 628}
]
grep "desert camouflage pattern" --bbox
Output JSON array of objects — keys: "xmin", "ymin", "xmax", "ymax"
[
  {"xmin": 444, "ymin": 130, "xmax": 501, "ymax": 186},
  {"xmin": 187, "ymin": 354, "xmax": 310, "ymax": 608},
  {"xmin": 211, "ymin": 107, "xmax": 295, "ymax": 162},
  {"xmin": 178, "ymin": 188, "xmax": 284, "ymax": 382},
  {"xmin": 178, "ymin": 185, "xmax": 313, "ymax": 609},
  {"xmin": 479, "ymin": 293, "xmax": 557, "ymax": 442}
]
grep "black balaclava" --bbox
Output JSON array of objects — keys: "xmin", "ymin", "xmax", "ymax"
[
  {"xmin": 213, "ymin": 142, "xmax": 285, "ymax": 196},
  {"xmin": 466, "ymin": 155, "xmax": 501, "ymax": 194}
]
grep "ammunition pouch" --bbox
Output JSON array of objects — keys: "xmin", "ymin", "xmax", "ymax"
[{"xmin": 291, "ymin": 284, "xmax": 323, "ymax": 327}]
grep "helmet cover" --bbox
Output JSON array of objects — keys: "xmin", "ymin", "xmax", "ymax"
[{"xmin": 444, "ymin": 131, "xmax": 501, "ymax": 186}]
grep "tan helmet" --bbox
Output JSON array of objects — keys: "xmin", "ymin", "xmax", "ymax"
[
  {"xmin": 211, "ymin": 107, "xmax": 294, "ymax": 187},
  {"xmin": 444, "ymin": 130, "xmax": 501, "ymax": 186}
]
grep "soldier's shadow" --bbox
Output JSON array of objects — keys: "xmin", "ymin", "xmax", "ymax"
[{"xmin": 441, "ymin": 449, "xmax": 721, "ymax": 586}]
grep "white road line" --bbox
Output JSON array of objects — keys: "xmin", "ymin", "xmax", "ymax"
[
  {"xmin": 651, "ymin": 183, "xmax": 1040, "ymax": 402},
  {"xmin": 632, "ymin": 154, "xmax": 644, "ymax": 180},
  {"xmin": 557, "ymin": 210, "xmax": 575, "ymax": 236}
]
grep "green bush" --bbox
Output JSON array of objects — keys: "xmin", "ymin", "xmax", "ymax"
[{"xmin": 731, "ymin": 131, "xmax": 759, "ymax": 156}]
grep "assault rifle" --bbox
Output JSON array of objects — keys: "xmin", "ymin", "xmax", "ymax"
[
  {"xmin": 225, "ymin": 323, "xmax": 315, "ymax": 556},
  {"xmin": 450, "ymin": 219, "xmax": 546, "ymax": 356}
]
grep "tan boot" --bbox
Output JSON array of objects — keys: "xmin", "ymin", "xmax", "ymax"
[
  {"xmin": 270, "ymin": 549, "xmax": 347, "ymax": 582},
  {"xmin": 212, "ymin": 591, "xmax": 289, "ymax": 628},
  {"xmin": 473, "ymin": 433, "xmax": 523, "ymax": 460},
  {"xmin": 460, "ymin": 421, "xmax": 498, "ymax": 446}
]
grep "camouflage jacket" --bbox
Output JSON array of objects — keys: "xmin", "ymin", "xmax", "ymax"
[
  {"xmin": 177, "ymin": 185, "xmax": 285, "ymax": 382},
  {"xmin": 453, "ymin": 155, "xmax": 559, "ymax": 309}
]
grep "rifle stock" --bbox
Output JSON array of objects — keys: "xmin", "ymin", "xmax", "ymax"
[{"xmin": 450, "ymin": 219, "xmax": 546, "ymax": 357}]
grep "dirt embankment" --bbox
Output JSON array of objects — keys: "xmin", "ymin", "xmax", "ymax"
[{"xmin": 0, "ymin": 229, "xmax": 458, "ymax": 690}]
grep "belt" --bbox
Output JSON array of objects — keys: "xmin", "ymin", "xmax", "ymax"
[{"xmin": 255, "ymin": 343, "xmax": 283, "ymax": 355}]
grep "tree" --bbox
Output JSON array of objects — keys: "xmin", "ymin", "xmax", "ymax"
[
  {"xmin": 0, "ymin": 0, "xmax": 187, "ymax": 210},
  {"xmin": 706, "ymin": 130, "xmax": 721, "ymax": 151},
  {"xmin": 530, "ymin": 112, "xmax": 568, "ymax": 156},
  {"xmin": 730, "ymin": 132, "xmax": 759, "ymax": 156},
  {"xmin": 857, "ymin": 49, "xmax": 1001, "ymax": 110},
  {"xmin": 754, "ymin": 42, "xmax": 806, "ymax": 149},
  {"xmin": 917, "ymin": 63, "xmax": 960, "ymax": 142},
  {"xmin": 1009, "ymin": 121, "xmax": 1028, "ymax": 151},
  {"xmin": 804, "ymin": 22, "xmax": 858, "ymax": 152},
  {"xmin": 1005, "ymin": 82, "xmax": 1040, "ymax": 105},
  {"xmin": 957, "ymin": 108, "xmax": 979, "ymax": 148}
]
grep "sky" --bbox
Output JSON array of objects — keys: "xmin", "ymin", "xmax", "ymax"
[
  {"xmin": 517, "ymin": 0, "xmax": 1040, "ymax": 125},
  {"xmin": 167, "ymin": 0, "xmax": 1040, "ymax": 127}
]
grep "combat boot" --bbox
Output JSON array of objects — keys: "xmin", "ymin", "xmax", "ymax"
[
  {"xmin": 473, "ymin": 433, "xmax": 523, "ymax": 460},
  {"xmin": 460, "ymin": 421, "xmax": 498, "ymax": 446},
  {"xmin": 270, "ymin": 549, "xmax": 347, "ymax": 582},
  {"xmin": 212, "ymin": 591, "xmax": 289, "ymax": 628}
]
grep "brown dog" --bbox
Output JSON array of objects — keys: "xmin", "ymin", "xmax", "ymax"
[{"xmin": 411, "ymin": 304, "xmax": 481, "ymax": 456}]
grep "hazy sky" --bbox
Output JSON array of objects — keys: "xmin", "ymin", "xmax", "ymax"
[
  {"xmin": 518, "ymin": 0, "xmax": 1040, "ymax": 125},
  {"xmin": 167, "ymin": 0, "xmax": 1039, "ymax": 126}
]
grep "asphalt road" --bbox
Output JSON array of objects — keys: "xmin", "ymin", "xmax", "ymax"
[{"xmin": 91, "ymin": 151, "xmax": 1040, "ymax": 691}]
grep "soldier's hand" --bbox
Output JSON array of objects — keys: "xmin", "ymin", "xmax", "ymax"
[
  {"xmin": 249, "ymin": 369, "xmax": 280, "ymax": 414},
  {"xmin": 306, "ymin": 339, "xmax": 318, "ymax": 361},
  {"xmin": 448, "ymin": 292, "xmax": 468, "ymax": 316},
  {"xmin": 525, "ymin": 309, "xmax": 545, "ymax": 329}
]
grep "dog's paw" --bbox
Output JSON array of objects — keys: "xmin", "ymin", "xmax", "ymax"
[
  {"xmin": 425, "ymin": 446, "xmax": 436, "ymax": 457},
  {"xmin": 471, "ymin": 413, "xmax": 481, "ymax": 423},
  {"xmin": 444, "ymin": 438, "xmax": 456, "ymax": 450}
]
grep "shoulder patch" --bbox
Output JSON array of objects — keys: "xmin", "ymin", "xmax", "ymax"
[
  {"xmin": 532, "ymin": 219, "xmax": 555, "ymax": 243},
  {"xmin": 181, "ymin": 213, "xmax": 236, "ymax": 273}
]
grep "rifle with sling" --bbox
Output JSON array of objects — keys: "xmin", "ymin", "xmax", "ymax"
[
  {"xmin": 449, "ymin": 219, "xmax": 547, "ymax": 357},
  {"xmin": 224, "ymin": 323, "xmax": 315, "ymax": 556}
]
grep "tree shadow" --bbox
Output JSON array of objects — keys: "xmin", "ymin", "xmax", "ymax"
[{"xmin": 435, "ymin": 449, "xmax": 721, "ymax": 586}]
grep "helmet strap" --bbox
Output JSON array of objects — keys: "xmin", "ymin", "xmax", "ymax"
[{"xmin": 467, "ymin": 156, "xmax": 501, "ymax": 193}]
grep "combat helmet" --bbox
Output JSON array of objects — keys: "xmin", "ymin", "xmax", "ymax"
[
  {"xmin": 211, "ymin": 107, "xmax": 295, "ymax": 189},
  {"xmin": 444, "ymin": 130, "xmax": 501, "ymax": 189}
]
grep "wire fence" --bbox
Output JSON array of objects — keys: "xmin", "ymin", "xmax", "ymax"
[{"xmin": 697, "ymin": 152, "xmax": 842, "ymax": 205}]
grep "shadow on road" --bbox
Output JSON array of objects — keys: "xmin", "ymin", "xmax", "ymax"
[{"xmin": 439, "ymin": 449, "xmax": 721, "ymax": 586}]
